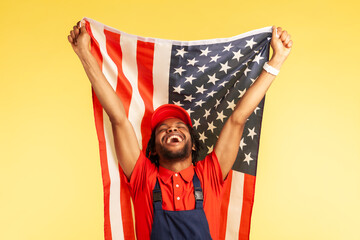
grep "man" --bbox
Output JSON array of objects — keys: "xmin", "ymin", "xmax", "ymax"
[{"xmin": 68, "ymin": 20, "xmax": 292, "ymax": 239}]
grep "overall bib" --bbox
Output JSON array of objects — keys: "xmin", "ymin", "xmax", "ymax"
[{"xmin": 150, "ymin": 173, "xmax": 213, "ymax": 240}]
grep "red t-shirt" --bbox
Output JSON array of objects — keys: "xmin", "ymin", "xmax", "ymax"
[{"xmin": 127, "ymin": 151, "xmax": 226, "ymax": 239}]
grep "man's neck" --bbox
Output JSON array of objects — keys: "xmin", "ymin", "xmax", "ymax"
[{"xmin": 158, "ymin": 158, "xmax": 192, "ymax": 173}]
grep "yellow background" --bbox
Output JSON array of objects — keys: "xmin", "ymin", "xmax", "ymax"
[{"xmin": 1, "ymin": 0, "xmax": 359, "ymax": 239}]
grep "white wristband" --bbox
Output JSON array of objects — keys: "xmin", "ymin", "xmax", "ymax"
[{"xmin": 263, "ymin": 62, "xmax": 280, "ymax": 76}]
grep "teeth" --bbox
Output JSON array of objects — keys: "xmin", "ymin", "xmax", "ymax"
[{"xmin": 166, "ymin": 135, "xmax": 182, "ymax": 143}]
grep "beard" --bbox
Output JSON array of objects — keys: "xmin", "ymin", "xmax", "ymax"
[{"xmin": 158, "ymin": 139, "xmax": 192, "ymax": 161}]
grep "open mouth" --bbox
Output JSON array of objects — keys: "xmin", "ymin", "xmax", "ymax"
[{"xmin": 164, "ymin": 134, "xmax": 184, "ymax": 144}]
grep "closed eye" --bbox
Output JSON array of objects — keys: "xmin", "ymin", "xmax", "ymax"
[
  {"xmin": 157, "ymin": 128, "xmax": 167, "ymax": 133},
  {"xmin": 176, "ymin": 122, "xmax": 187, "ymax": 128}
]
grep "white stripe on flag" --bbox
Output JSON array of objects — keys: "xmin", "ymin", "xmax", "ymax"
[
  {"xmin": 153, "ymin": 40, "xmax": 172, "ymax": 109},
  {"xmin": 104, "ymin": 113, "xmax": 124, "ymax": 240},
  {"xmin": 120, "ymin": 35, "xmax": 145, "ymax": 149},
  {"xmin": 91, "ymin": 23, "xmax": 124, "ymax": 240},
  {"xmin": 225, "ymin": 171, "xmax": 245, "ymax": 240}
]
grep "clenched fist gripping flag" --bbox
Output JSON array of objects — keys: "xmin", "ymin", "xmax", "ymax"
[{"xmin": 84, "ymin": 17, "xmax": 272, "ymax": 240}]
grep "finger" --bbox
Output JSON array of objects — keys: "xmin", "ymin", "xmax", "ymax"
[
  {"xmin": 74, "ymin": 26, "xmax": 80, "ymax": 36},
  {"xmin": 68, "ymin": 35, "xmax": 74, "ymax": 44},
  {"xmin": 272, "ymin": 25, "xmax": 277, "ymax": 38},
  {"xmin": 277, "ymin": 27, "xmax": 283, "ymax": 36},
  {"xmin": 284, "ymin": 34, "xmax": 291, "ymax": 46},
  {"xmin": 70, "ymin": 30, "xmax": 77, "ymax": 45},
  {"xmin": 77, "ymin": 21, "xmax": 81, "ymax": 28},
  {"xmin": 280, "ymin": 30, "xmax": 288, "ymax": 42},
  {"xmin": 73, "ymin": 26, "xmax": 78, "ymax": 36},
  {"xmin": 80, "ymin": 19, "xmax": 86, "ymax": 28},
  {"xmin": 80, "ymin": 22, "xmax": 87, "ymax": 35},
  {"xmin": 70, "ymin": 30, "xmax": 75, "ymax": 40},
  {"xmin": 286, "ymin": 40, "xmax": 293, "ymax": 48}
]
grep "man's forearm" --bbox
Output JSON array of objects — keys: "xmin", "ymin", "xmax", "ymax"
[
  {"xmin": 230, "ymin": 56, "xmax": 284, "ymax": 125},
  {"xmin": 78, "ymin": 50, "xmax": 127, "ymax": 125}
]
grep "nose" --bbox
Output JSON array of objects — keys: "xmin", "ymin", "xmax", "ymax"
[{"xmin": 166, "ymin": 127, "xmax": 178, "ymax": 133}]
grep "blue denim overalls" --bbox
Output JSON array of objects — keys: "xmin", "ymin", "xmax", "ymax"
[{"xmin": 150, "ymin": 173, "xmax": 213, "ymax": 240}]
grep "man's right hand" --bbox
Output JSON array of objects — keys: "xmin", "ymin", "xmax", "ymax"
[{"xmin": 68, "ymin": 20, "xmax": 91, "ymax": 57}]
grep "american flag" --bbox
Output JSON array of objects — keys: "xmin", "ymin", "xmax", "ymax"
[{"xmin": 84, "ymin": 17, "xmax": 271, "ymax": 240}]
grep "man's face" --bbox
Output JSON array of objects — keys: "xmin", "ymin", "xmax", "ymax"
[{"xmin": 154, "ymin": 118, "xmax": 192, "ymax": 161}]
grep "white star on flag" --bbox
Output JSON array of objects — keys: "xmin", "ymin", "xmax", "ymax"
[
  {"xmin": 184, "ymin": 95, "xmax": 195, "ymax": 102},
  {"xmin": 244, "ymin": 67, "xmax": 251, "ymax": 76},
  {"xmin": 195, "ymin": 85, "xmax": 207, "ymax": 94},
  {"xmin": 185, "ymin": 75, "xmax": 196, "ymax": 84},
  {"xmin": 210, "ymin": 54, "xmax": 221, "ymax": 62},
  {"xmin": 232, "ymin": 50, "xmax": 244, "ymax": 61},
  {"xmin": 220, "ymin": 61, "xmax": 231, "ymax": 74},
  {"xmin": 207, "ymin": 90, "xmax": 216, "ymax": 98},
  {"xmin": 200, "ymin": 47, "xmax": 211, "ymax": 56},
  {"xmin": 247, "ymin": 127, "xmax": 257, "ymax": 140},
  {"xmin": 207, "ymin": 73, "xmax": 219, "ymax": 85},
  {"xmin": 207, "ymin": 121, "xmax": 217, "ymax": 133},
  {"xmin": 185, "ymin": 108, "xmax": 194, "ymax": 116},
  {"xmin": 193, "ymin": 118, "xmax": 201, "ymax": 129},
  {"xmin": 253, "ymin": 54, "xmax": 264, "ymax": 64},
  {"xmin": 207, "ymin": 145, "xmax": 214, "ymax": 154},
  {"xmin": 219, "ymin": 81, "xmax": 227, "ymax": 87},
  {"xmin": 239, "ymin": 89, "xmax": 246, "ymax": 98},
  {"xmin": 223, "ymin": 43, "xmax": 233, "ymax": 51},
  {"xmin": 240, "ymin": 138, "xmax": 247, "ymax": 150},
  {"xmin": 195, "ymin": 99, "xmax": 205, "ymax": 107},
  {"xmin": 187, "ymin": 58, "xmax": 199, "ymax": 66},
  {"xmin": 227, "ymin": 100, "xmax": 236, "ymax": 110},
  {"xmin": 176, "ymin": 48, "xmax": 188, "ymax": 57},
  {"xmin": 173, "ymin": 85, "xmax": 184, "ymax": 94},
  {"xmin": 174, "ymin": 66, "xmax": 186, "ymax": 75},
  {"xmin": 245, "ymin": 38, "xmax": 257, "ymax": 49},
  {"xmin": 243, "ymin": 152, "xmax": 253, "ymax": 165},
  {"xmin": 199, "ymin": 132, "xmax": 208, "ymax": 143},
  {"xmin": 197, "ymin": 64, "xmax": 208, "ymax": 73},
  {"xmin": 216, "ymin": 111, "xmax": 226, "ymax": 122},
  {"xmin": 203, "ymin": 109, "xmax": 211, "ymax": 119},
  {"xmin": 172, "ymin": 100, "xmax": 183, "ymax": 106},
  {"xmin": 214, "ymin": 99, "xmax": 221, "ymax": 108}
]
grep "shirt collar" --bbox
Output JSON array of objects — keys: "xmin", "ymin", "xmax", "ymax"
[
  {"xmin": 158, "ymin": 164, "xmax": 195, "ymax": 184},
  {"xmin": 179, "ymin": 165, "xmax": 195, "ymax": 183}
]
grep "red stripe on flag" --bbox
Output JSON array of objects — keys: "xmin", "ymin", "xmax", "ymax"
[
  {"xmin": 86, "ymin": 21, "xmax": 113, "ymax": 240},
  {"xmin": 239, "ymin": 174, "xmax": 256, "ymax": 240},
  {"xmin": 219, "ymin": 170, "xmax": 233, "ymax": 240},
  {"xmin": 119, "ymin": 172, "xmax": 136, "ymax": 240},
  {"xmin": 104, "ymin": 29, "xmax": 136, "ymax": 240},
  {"xmin": 104, "ymin": 29, "xmax": 133, "ymax": 117},
  {"xmin": 136, "ymin": 40, "xmax": 155, "ymax": 150}
]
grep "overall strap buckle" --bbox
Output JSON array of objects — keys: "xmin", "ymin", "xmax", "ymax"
[
  {"xmin": 194, "ymin": 187, "xmax": 203, "ymax": 201},
  {"xmin": 153, "ymin": 189, "xmax": 162, "ymax": 202},
  {"xmin": 192, "ymin": 173, "xmax": 204, "ymax": 209},
  {"xmin": 153, "ymin": 178, "xmax": 162, "ymax": 202},
  {"xmin": 152, "ymin": 178, "xmax": 163, "ymax": 210}
]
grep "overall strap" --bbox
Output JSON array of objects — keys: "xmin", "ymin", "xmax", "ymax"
[
  {"xmin": 152, "ymin": 178, "xmax": 162, "ymax": 210},
  {"xmin": 192, "ymin": 173, "xmax": 204, "ymax": 209},
  {"xmin": 152, "ymin": 173, "xmax": 204, "ymax": 210}
]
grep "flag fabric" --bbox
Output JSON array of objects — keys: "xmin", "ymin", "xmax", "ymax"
[{"xmin": 84, "ymin": 17, "xmax": 272, "ymax": 240}]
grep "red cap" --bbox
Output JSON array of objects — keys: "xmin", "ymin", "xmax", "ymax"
[{"xmin": 151, "ymin": 104, "xmax": 192, "ymax": 130}]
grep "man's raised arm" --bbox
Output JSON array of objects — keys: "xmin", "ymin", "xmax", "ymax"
[
  {"xmin": 214, "ymin": 26, "xmax": 293, "ymax": 180},
  {"xmin": 68, "ymin": 21, "xmax": 140, "ymax": 179}
]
